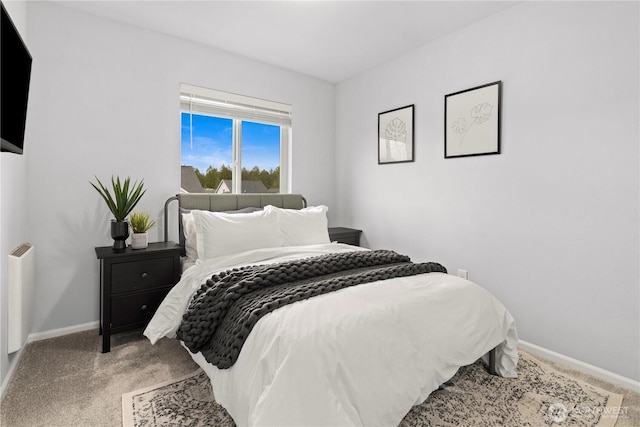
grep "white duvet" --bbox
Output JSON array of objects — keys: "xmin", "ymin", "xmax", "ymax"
[{"xmin": 145, "ymin": 243, "xmax": 519, "ymax": 427}]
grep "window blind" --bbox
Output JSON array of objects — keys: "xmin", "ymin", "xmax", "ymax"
[{"xmin": 180, "ymin": 83, "xmax": 292, "ymax": 126}]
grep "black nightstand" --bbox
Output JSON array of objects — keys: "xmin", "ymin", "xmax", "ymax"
[
  {"xmin": 95, "ymin": 241, "xmax": 181, "ymax": 353},
  {"xmin": 328, "ymin": 227, "xmax": 362, "ymax": 246}
]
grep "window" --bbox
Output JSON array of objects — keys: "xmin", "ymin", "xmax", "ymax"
[{"xmin": 180, "ymin": 83, "xmax": 291, "ymax": 194}]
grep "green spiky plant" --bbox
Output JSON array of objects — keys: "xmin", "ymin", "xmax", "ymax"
[
  {"xmin": 129, "ymin": 211, "xmax": 157, "ymax": 233},
  {"xmin": 90, "ymin": 176, "xmax": 146, "ymax": 222}
]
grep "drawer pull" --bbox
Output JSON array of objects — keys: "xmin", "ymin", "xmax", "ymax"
[
  {"xmin": 141, "ymin": 304, "xmax": 148, "ymax": 310},
  {"xmin": 141, "ymin": 272, "xmax": 148, "ymax": 279}
]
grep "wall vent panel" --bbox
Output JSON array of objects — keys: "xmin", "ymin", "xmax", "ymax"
[{"xmin": 8, "ymin": 243, "xmax": 34, "ymax": 354}]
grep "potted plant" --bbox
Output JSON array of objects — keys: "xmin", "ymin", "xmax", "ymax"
[
  {"xmin": 90, "ymin": 176, "xmax": 146, "ymax": 251},
  {"xmin": 129, "ymin": 211, "xmax": 157, "ymax": 249}
]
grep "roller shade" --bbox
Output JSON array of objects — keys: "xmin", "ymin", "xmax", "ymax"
[{"xmin": 180, "ymin": 83, "xmax": 292, "ymax": 126}]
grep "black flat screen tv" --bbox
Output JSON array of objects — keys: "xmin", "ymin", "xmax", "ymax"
[{"xmin": 1, "ymin": 1, "xmax": 32, "ymax": 155}]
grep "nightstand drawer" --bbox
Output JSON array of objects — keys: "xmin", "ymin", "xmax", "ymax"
[
  {"xmin": 337, "ymin": 236, "xmax": 359, "ymax": 245},
  {"xmin": 111, "ymin": 256, "xmax": 175, "ymax": 294},
  {"xmin": 111, "ymin": 288, "xmax": 169, "ymax": 328},
  {"xmin": 328, "ymin": 227, "xmax": 362, "ymax": 246}
]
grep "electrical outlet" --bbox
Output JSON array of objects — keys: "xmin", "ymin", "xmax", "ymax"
[{"xmin": 457, "ymin": 269, "xmax": 468, "ymax": 279}]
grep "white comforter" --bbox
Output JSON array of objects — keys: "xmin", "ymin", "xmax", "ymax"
[{"xmin": 144, "ymin": 243, "xmax": 518, "ymax": 427}]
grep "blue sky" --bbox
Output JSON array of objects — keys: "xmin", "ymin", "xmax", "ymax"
[{"xmin": 181, "ymin": 113, "xmax": 280, "ymax": 172}]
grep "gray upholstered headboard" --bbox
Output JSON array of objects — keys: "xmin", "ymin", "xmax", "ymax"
[{"xmin": 163, "ymin": 193, "xmax": 307, "ymax": 246}]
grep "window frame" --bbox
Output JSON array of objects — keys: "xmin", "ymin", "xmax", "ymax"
[{"xmin": 180, "ymin": 83, "xmax": 292, "ymax": 194}]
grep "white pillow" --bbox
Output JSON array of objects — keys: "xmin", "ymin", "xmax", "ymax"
[
  {"xmin": 266, "ymin": 205, "xmax": 331, "ymax": 246},
  {"xmin": 192, "ymin": 208, "xmax": 285, "ymax": 260},
  {"xmin": 181, "ymin": 212, "xmax": 199, "ymax": 262}
]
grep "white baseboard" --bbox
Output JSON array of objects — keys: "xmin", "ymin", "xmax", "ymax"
[
  {"xmin": 518, "ymin": 340, "xmax": 640, "ymax": 393},
  {"xmin": 26, "ymin": 320, "xmax": 99, "ymax": 343},
  {"xmin": 1, "ymin": 321, "xmax": 100, "ymax": 401}
]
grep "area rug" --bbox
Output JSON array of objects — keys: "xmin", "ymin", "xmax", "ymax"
[{"xmin": 122, "ymin": 351, "xmax": 624, "ymax": 427}]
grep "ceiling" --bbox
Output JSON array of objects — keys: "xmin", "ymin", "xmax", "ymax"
[{"xmin": 56, "ymin": 1, "xmax": 518, "ymax": 83}]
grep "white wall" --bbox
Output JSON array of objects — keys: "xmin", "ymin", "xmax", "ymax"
[
  {"xmin": 335, "ymin": 2, "xmax": 639, "ymax": 380},
  {"xmin": 22, "ymin": 2, "xmax": 336, "ymax": 339},
  {"xmin": 0, "ymin": 0, "xmax": 29, "ymax": 393}
]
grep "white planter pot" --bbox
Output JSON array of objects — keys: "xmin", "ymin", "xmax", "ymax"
[{"xmin": 131, "ymin": 232, "xmax": 148, "ymax": 249}]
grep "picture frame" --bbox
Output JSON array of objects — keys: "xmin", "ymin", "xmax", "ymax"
[
  {"xmin": 445, "ymin": 81, "xmax": 501, "ymax": 158},
  {"xmin": 378, "ymin": 104, "xmax": 414, "ymax": 164}
]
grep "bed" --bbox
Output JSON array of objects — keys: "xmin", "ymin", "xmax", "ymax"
[{"xmin": 144, "ymin": 193, "xmax": 519, "ymax": 426}]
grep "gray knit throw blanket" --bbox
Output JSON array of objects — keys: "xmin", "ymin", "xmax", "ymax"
[{"xmin": 177, "ymin": 249, "xmax": 447, "ymax": 368}]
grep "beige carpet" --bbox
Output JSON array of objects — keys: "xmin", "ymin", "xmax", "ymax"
[
  {"xmin": 121, "ymin": 351, "xmax": 629, "ymax": 427},
  {"xmin": 1, "ymin": 328, "xmax": 199, "ymax": 427}
]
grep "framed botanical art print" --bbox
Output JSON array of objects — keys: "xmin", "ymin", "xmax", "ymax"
[
  {"xmin": 378, "ymin": 104, "xmax": 414, "ymax": 164},
  {"xmin": 445, "ymin": 81, "xmax": 501, "ymax": 158}
]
